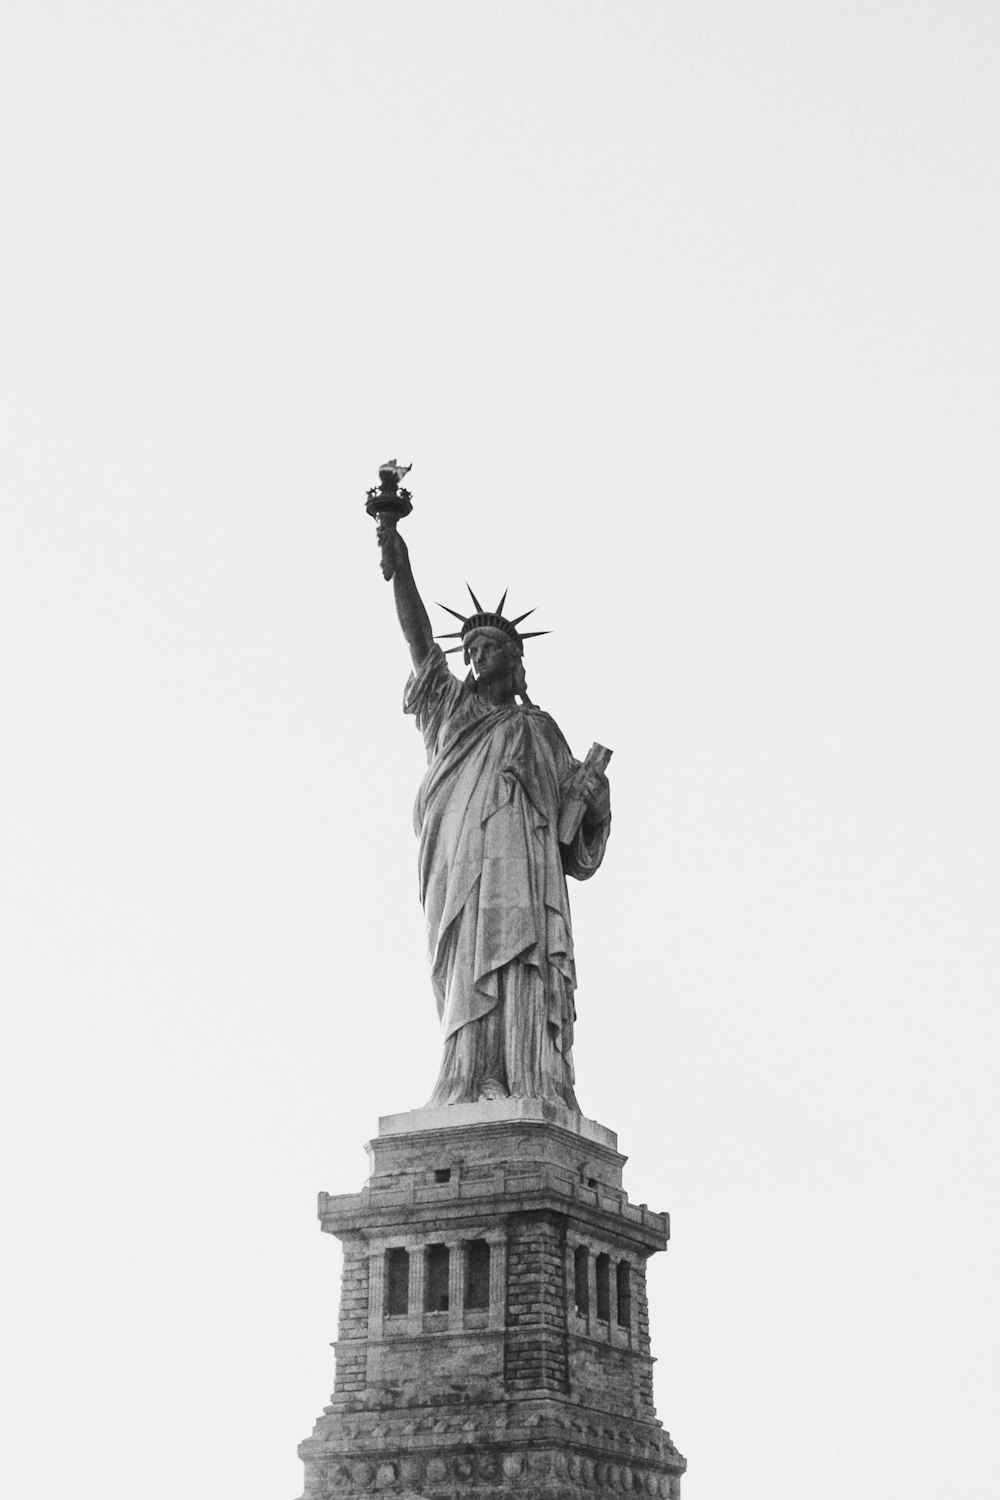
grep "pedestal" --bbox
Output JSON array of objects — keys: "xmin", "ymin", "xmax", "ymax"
[{"xmin": 297, "ymin": 1100, "xmax": 686, "ymax": 1499}]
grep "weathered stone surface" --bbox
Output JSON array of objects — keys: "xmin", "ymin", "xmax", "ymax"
[
  {"xmin": 297, "ymin": 1109, "xmax": 685, "ymax": 1500},
  {"xmin": 378, "ymin": 1099, "xmax": 617, "ymax": 1153}
]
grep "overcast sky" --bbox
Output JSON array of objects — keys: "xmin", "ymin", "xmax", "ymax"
[{"xmin": 2, "ymin": 5, "xmax": 998, "ymax": 1498}]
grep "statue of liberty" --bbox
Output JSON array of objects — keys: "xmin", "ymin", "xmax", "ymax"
[{"xmin": 371, "ymin": 466, "xmax": 611, "ymax": 1110}]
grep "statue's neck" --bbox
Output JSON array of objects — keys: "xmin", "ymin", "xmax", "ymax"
[{"xmin": 476, "ymin": 681, "xmax": 516, "ymax": 709}]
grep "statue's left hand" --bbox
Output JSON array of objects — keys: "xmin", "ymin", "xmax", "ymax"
[{"xmin": 576, "ymin": 766, "xmax": 610, "ymax": 826}]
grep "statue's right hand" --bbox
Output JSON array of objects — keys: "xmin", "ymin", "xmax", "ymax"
[{"xmin": 376, "ymin": 521, "xmax": 408, "ymax": 581}]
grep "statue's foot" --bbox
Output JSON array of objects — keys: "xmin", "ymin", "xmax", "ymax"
[{"xmin": 478, "ymin": 1077, "xmax": 509, "ymax": 1102}]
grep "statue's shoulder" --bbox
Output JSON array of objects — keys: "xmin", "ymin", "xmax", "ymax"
[
  {"xmin": 522, "ymin": 704, "xmax": 570, "ymax": 749},
  {"xmin": 404, "ymin": 645, "xmax": 466, "ymax": 724}
]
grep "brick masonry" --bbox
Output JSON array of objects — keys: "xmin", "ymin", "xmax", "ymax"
[
  {"xmin": 331, "ymin": 1236, "xmax": 369, "ymax": 1398},
  {"xmin": 504, "ymin": 1212, "xmax": 569, "ymax": 1394}
]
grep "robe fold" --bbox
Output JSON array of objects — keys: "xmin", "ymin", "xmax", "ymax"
[{"xmin": 403, "ymin": 646, "xmax": 610, "ymax": 1107}]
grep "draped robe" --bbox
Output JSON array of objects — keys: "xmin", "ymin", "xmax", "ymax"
[{"xmin": 404, "ymin": 646, "xmax": 610, "ymax": 1107}]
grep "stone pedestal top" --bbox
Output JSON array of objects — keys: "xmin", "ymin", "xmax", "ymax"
[{"xmin": 377, "ymin": 1097, "xmax": 618, "ymax": 1150}]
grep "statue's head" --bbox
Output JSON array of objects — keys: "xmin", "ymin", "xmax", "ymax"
[
  {"xmin": 462, "ymin": 626, "xmax": 525, "ymax": 697},
  {"xmin": 462, "ymin": 625, "xmax": 521, "ymax": 669},
  {"xmin": 436, "ymin": 588, "xmax": 545, "ymax": 702}
]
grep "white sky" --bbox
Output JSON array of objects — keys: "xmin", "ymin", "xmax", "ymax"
[{"xmin": 2, "ymin": 4, "xmax": 997, "ymax": 1498}]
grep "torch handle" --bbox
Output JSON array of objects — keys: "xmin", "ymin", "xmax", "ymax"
[{"xmin": 375, "ymin": 512, "xmax": 400, "ymax": 581}]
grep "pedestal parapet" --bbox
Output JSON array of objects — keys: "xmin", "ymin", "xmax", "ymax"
[{"xmin": 297, "ymin": 1101, "xmax": 686, "ymax": 1500}]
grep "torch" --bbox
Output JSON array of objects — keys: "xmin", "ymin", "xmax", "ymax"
[{"xmin": 365, "ymin": 460, "xmax": 413, "ymax": 580}]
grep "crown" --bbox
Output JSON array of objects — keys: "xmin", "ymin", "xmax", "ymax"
[{"xmin": 435, "ymin": 586, "xmax": 549, "ymax": 656}]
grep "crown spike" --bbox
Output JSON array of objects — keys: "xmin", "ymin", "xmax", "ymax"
[
  {"xmin": 437, "ymin": 602, "xmax": 468, "ymax": 623},
  {"xmin": 434, "ymin": 589, "xmax": 548, "ymax": 650}
]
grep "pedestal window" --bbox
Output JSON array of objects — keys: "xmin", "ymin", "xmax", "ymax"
[
  {"xmin": 385, "ymin": 1247, "xmax": 409, "ymax": 1315},
  {"xmin": 465, "ymin": 1239, "xmax": 490, "ymax": 1310},
  {"xmin": 617, "ymin": 1260, "xmax": 632, "ymax": 1328},
  {"xmin": 424, "ymin": 1244, "xmax": 450, "ymax": 1311},
  {"xmin": 596, "ymin": 1252, "xmax": 611, "ymax": 1322},
  {"xmin": 574, "ymin": 1244, "xmax": 590, "ymax": 1317}
]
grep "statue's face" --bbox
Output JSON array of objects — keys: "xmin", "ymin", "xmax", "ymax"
[{"xmin": 466, "ymin": 631, "xmax": 516, "ymax": 690}]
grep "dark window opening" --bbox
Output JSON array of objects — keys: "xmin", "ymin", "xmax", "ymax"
[
  {"xmin": 574, "ymin": 1245, "xmax": 590, "ymax": 1316},
  {"xmin": 386, "ymin": 1247, "xmax": 409, "ymax": 1316},
  {"xmin": 616, "ymin": 1260, "xmax": 632, "ymax": 1327},
  {"xmin": 434, "ymin": 1167, "xmax": 451, "ymax": 1183},
  {"xmin": 424, "ymin": 1243, "xmax": 450, "ymax": 1311},
  {"xmin": 465, "ymin": 1239, "xmax": 490, "ymax": 1310},
  {"xmin": 587, "ymin": 1176, "xmax": 598, "ymax": 1188},
  {"xmin": 596, "ymin": 1253, "xmax": 611, "ymax": 1322}
]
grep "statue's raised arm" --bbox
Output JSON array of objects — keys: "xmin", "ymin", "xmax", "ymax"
[
  {"xmin": 366, "ymin": 461, "xmax": 433, "ymax": 669},
  {"xmin": 365, "ymin": 461, "xmax": 612, "ymax": 1114},
  {"xmin": 381, "ymin": 525, "xmax": 434, "ymax": 670}
]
